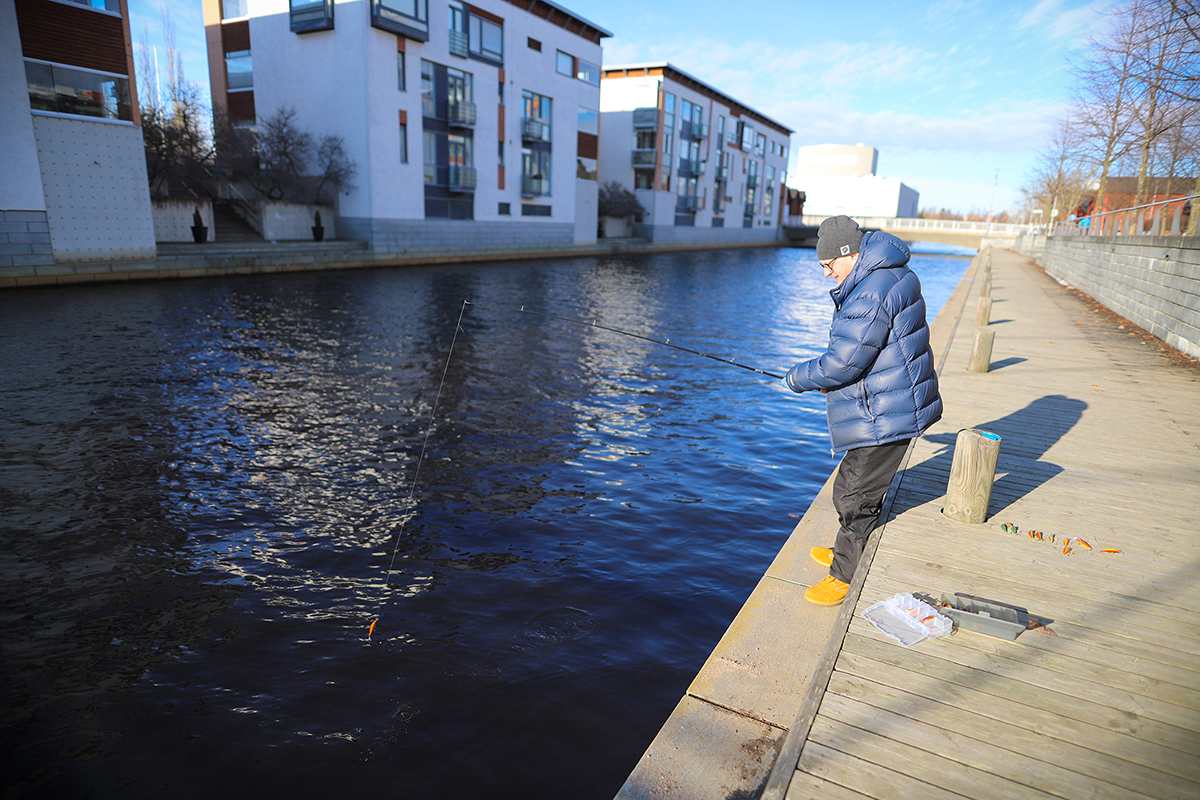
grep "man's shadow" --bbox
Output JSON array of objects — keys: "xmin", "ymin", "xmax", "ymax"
[{"xmin": 899, "ymin": 394, "xmax": 1088, "ymax": 518}]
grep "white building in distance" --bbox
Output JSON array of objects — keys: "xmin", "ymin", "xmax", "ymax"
[
  {"xmin": 789, "ymin": 144, "xmax": 918, "ymax": 218},
  {"xmin": 599, "ymin": 63, "xmax": 792, "ymax": 245},
  {"xmin": 204, "ymin": 0, "xmax": 610, "ymax": 252}
]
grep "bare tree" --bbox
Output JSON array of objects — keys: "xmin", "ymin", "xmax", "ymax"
[
  {"xmin": 313, "ymin": 135, "xmax": 357, "ymax": 204},
  {"xmin": 1021, "ymin": 118, "xmax": 1093, "ymax": 226}
]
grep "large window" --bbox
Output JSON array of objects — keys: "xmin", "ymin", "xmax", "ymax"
[
  {"xmin": 522, "ymin": 90, "xmax": 551, "ymax": 140},
  {"xmin": 398, "ymin": 50, "xmax": 406, "ymax": 91},
  {"xmin": 400, "ymin": 122, "xmax": 408, "ymax": 163},
  {"xmin": 222, "ymin": 0, "xmax": 248, "ymax": 19},
  {"xmin": 372, "ymin": 0, "xmax": 429, "ymax": 40},
  {"xmin": 469, "ymin": 14, "xmax": 503, "ymax": 63},
  {"xmin": 25, "ymin": 60, "xmax": 131, "ymax": 121},
  {"xmin": 421, "ymin": 59, "xmax": 435, "ymax": 117},
  {"xmin": 556, "ymin": 51, "xmax": 574, "ymax": 77},
  {"xmin": 290, "ymin": 0, "xmax": 334, "ymax": 32},
  {"xmin": 522, "ymin": 148, "xmax": 551, "ymax": 196},
  {"xmin": 225, "ymin": 50, "xmax": 253, "ymax": 91}
]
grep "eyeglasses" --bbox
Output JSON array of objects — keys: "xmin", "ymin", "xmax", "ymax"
[{"xmin": 820, "ymin": 259, "xmax": 836, "ymax": 270}]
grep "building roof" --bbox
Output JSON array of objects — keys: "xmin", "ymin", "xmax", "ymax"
[
  {"xmin": 502, "ymin": 0, "xmax": 612, "ymax": 42},
  {"xmin": 601, "ymin": 62, "xmax": 793, "ymax": 137}
]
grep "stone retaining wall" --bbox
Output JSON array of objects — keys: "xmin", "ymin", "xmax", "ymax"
[{"xmin": 1040, "ymin": 234, "xmax": 1200, "ymax": 361}]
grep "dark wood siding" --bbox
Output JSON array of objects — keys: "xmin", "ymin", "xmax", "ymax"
[
  {"xmin": 577, "ymin": 132, "xmax": 597, "ymax": 160},
  {"xmin": 227, "ymin": 90, "xmax": 255, "ymax": 122},
  {"xmin": 16, "ymin": 0, "xmax": 129, "ymax": 76},
  {"xmin": 221, "ymin": 19, "xmax": 250, "ymax": 52}
]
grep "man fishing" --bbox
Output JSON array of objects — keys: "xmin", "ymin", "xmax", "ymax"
[{"xmin": 784, "ymin": 216, "xmax": 943, "ymax": 606}]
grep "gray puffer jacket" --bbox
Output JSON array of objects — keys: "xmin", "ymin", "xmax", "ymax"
[{"xmin": 784, "ymin": 231, "xmax": 942, "ymax": 453}]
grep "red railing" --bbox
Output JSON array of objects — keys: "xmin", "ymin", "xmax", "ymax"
[{"xmin": 1058, "ymin": 193, "xmax": 1197, "ymax": 237}]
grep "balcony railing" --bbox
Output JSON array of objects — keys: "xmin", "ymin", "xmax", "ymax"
[
  {"xmin": 448, "ymin": 165, "xmax": 477, "ymax": 192},
  {"xmin": 680, "ymin": 120, "xmax": 708, "ymax": 140},
  {"xmin": 449, "ymin": 29, "xmax": 468, "ymax": 57},
  {"xmin": 744, "ymin": 202, "xmax": 756, "ymax": 218},
  {"xmin": 745, "ymin": 174, "xmax": 759, "ymax": 189},
  {"xmin": 632, "ymin": 149, "xmax": 656, "ymax": 168},
  {"xmin": 632, "ymin": 107, "xmax": 658, "ymax": 128},
  {"xmin": 522, "ymin": 176, "xmax": 549, "ymax": 197},
  {"xmin": 1061, "ymin": 192, "xmax": 1200, "ymax": 237},
  {"xmin": 714, "ymin": 165, "xmax": 728, "ymax": 182},
  {"xmin": 676, "ymin": 195, "xmax": 701, "ymax": 212},
  {"xmin": 521, "ymin": 117, "xmax": 548, "ymax": 141},
  {"xmin": 678, "ymin": 158, "xmax": 703, "ymax": 176},
  {"xmin": 448, "ymin": 100, "xmax": 476, "ymax": 127}
]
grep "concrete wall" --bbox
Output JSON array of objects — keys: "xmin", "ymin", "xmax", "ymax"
[
  {"xmin": 32, "ymin": 115, "xmax": 156, "ymax": 263},
  {"xmin": 152, "ymin": 199, "xmax": 214, "ymax": 243},
  {"xmin": 1040, "ymin": 234, "xmax": 1200, "ymax": 361},
  {"xmin": 338, "ymin": 216, "xmax": 575, "ymax": 254},
  {"xmin": 261, "ymin": 202, "xmax": 336, "ymax": 241},
  {"xmin": 1, "ymin": 1, "xmax": 48, "ymax": 214}
]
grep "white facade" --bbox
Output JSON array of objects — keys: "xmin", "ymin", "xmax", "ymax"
[
  {"xmin": 789, "ymin": 143, "xmax": 919, "ymax": 218},
  {"xmin": 208, "ymin": 0, "xmax": 609, "ymax": 252},
  {"xmin": 2, "ymin": 0, "xmax": 155, "ymax": 270},
  {"xmin": 599, "ymin": 64, "xmax": 792, "ymax": 245}
]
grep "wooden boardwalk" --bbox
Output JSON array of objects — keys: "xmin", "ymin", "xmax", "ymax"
[{"xmin": 766, "ymin": 247, "xmax": 1200, "ymax": 799}]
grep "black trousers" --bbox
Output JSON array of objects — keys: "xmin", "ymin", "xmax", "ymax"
[{"xmin": 829, "ymin": 438, "xmax": 912, "ymax": 583}]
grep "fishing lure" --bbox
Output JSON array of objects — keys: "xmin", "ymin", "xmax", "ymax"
[
  {"xmin": 1101, "ymin": 548, "xmax": 1122, "ymax": 554},
  {"xmin": 1063, "ymin": 544, "xmax": 1071, "ymax": 555},
  {"xmin": 1075, "ymin": 538, "xmax": 1092, "ymax": 551},
  {"xmin": 368, "ymin": 619, "xmax": 377, "ymax": 638}
]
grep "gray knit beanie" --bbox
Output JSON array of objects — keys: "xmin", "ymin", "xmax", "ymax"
[{"xmin": 816, "ymin": 215, "xmax": 863, "ymax": 261}]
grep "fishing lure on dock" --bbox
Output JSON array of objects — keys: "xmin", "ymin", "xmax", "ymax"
[
  {"xmin": 1101, "ymin": 548, "xmax": 1122, "ymax": 554},
  {"xmin": 1075, "ymin": 537, "xmax": 1092, "ymax": 551}
]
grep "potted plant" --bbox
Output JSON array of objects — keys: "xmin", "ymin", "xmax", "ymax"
[
  {"xmin": 312, "ymin": 209, "xmax": 325, "ymax": 242},
  {"xmin": 191, "ymin": 206, "xmax": 208, "ymax": 243}
]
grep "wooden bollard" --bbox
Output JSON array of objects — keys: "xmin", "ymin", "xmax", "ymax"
[
  {"xmin": 976, "ymin": 296, "xmax": 992, "ymax": 326},
  {"xmin": 968, "ymin": 329, "xmax": 995, "ymax": 372},
  {"xmin": 980, "ymin": 275, "xmax": 992, "ymax": 298},
  {"xmin": 942, "ymin": 428, "xmax": 1002, "ymax": 524}
]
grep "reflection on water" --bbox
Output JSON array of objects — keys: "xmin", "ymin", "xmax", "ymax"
[{"xmin": 0, "ymin": 247, "xmax": 969, "ymax": 799}]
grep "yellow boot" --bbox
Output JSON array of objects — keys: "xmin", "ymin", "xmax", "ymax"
[
  {"xmin": 810, "ymin": 546, "xmax": 833, "ymax": 567},
  {"xmin": 805, "ymin": 575, "xmax": 849, "ymax": 606}
]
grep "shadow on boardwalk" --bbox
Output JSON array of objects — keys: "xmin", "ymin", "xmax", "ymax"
[{"xmin": 904, "ymin": 393, "xmax": 1088, "ymax": 518}]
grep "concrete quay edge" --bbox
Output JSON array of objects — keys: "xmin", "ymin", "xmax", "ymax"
[{"xmin": 612, "ymin": 250, "xmax": 982, "ymax": 799}]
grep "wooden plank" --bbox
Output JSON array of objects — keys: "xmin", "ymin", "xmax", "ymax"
[
  {"xmin": 824, "ymin": 669, "xmax": 1200, "ymax": 798},
  {"xmin": 840, "ymin": 626, "xmax": 1200, "ymax": 749},
  {"xmin": 796, "ymin": 740, "xmax": 978, "ymax": 800},
  {"xmin": 814, "ymin": 692, "xmax": 1164, "ymax": 800}
]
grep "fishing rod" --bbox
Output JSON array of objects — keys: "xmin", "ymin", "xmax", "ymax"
[{"xmin": 465, "ymin": 300, "xmax": 784, "ymax": 380}]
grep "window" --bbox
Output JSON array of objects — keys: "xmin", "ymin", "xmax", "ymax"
[
  {"xmin": 717, "ymin": 115, "xmax": 725, "ymax": 142},
  {"xmin": 449, "ymin": 2, "xmax": 467, "ymax": 57},
  {"xmin": 222, "ymin": 0, "xmax": 248, "ymax": 19},
  {"xmin": 61, "ymin": 0, "xmax": 121, "ymax": 11},
  {"xmin": 527, "ymin": 37, "xmax": 541, "ymax": 51},
  {"xmin": 577, "ymin": 107, "xmax": 598, "ymax": 136},
  {"xmin": 290, "ymin": 0, "xmax": 333, "ymax": 31},
  {"xmin": 423, "ymin": 130, "xmax": 437, "ymax": 183},
  {"xmin": 634, "ymin": 171, "xmax": 653, "ymax": 190},
  {"xmin": 499, "ymin": 202, "xmax": 511, "ymax": 215},
  {"xmin": 469, "ymin": 14, "xmax": 503, "ymax": 63},
  {"xmin": 522, "ymin": 148, "xmax": 551, "ymax": 196},
  {"xmin": 754, "ymin": 132, "xmax": 766, "ymax": 158},
  {"xmin": 764, "ymin": 165, "xmax": 775, "ymax": 216},
  {"xmin": 421, "ymin": 59, "xmax": 435, "ymax": 117},
  {"xmin": 576, "ymin": 59, "xmax": 599, "ymax": 85},
  {"xmin": 225, "ymin": 50, "xmax": 252, "ymax": 90},
  {"xmin": 397, "ymin": 50, "xmax": 406, "ymax": 91},
  {"xmin": 556, "ymin": 51, "xmax": 574, "ymax": 77},
  {"xmin": 25, "ymin": 60, "xmax": 132, "ymax": 121},
  {"xmin": 446, "ymin": 67, "xmax": 474, "ymax": 125},
  {"xmin": 522, "ymin": 90, "xmax": 551, "ymax": 139},
  {"xmin": 400, "ymin": 122, "xmax": 408, "ymax": 162},
  {"xmin": 740, "ymin": 120, "xmax": 754, "ymax": 152},
  {"xmin": 372, "ymin": 0, "xmax": 429, "ymax": 40}
]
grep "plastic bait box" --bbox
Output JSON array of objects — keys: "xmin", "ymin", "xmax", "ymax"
[
  {"xmin": 862, "ymin": 593, "xmax": 953, "ymax": 647},
  {"xmin": 938, "ymin": 593, "xmax": 1028, "ymax": 640}
]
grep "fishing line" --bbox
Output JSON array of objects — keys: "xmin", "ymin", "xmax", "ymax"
[
  {"xmin": 369, "ymin": 297, "xmax": 781, "ymax": 638},
  {"xmin": 464, "ymin": 300, "xmax": 784, "ymax": 380},
  {"xmin": 369, "ymin": 299, "xmax": 469, "ymax": 640}
]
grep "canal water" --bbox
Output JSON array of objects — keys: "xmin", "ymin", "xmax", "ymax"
[{"xmin": 0, "ymin": 244, "xmax": 970, "ymax": 799}]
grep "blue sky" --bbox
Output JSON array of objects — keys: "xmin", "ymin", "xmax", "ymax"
[{"xmin": 128, "ymin": 0, "xmax": 1120, "ymax": 215}]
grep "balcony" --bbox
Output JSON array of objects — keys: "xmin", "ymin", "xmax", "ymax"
[
  {"xmin": 632, "ymin": 149, "xmax": 656, "ymax": 168},
  {"xmin": 448, "ymin": 100, "xmax": 476, "ymax": 127},
  {"xmin": 448, "ymin": 166, "xmax": 477, "ymax": 192},
  {"xmin": 680, "ymin": 120, "xmax": 708, "ymax": 140},
  {"xmin": 521, "ymin": 117, "xmax": 548, "ymax": 141},
  {"xmin": 744, "ymin": 202, "xmax": 756, "ymax": 218},
  {"xmin": 746, "ymin": 174, "xmax": 759, "ymax": 189},
  {"xmin": 714, "ymin": 165, "xmax": 728, "ymax": 182},
  {"xmin": 522, "ymin": 176, "xmax": 549, "ymax": 197},
  {"xmin": 632, "ymin": 107, "xmax": 658, "ymax": 128},
  {"xmin": 676, "ymin": 195, "xmax": 701, "ymax": 212},
  {"xmin": 449, "ymin": 29, "xmax": 468, "ymax": 57},
  {"xmin": 678, "ymin": 157, "xmax": 703, "ymax": 176}
]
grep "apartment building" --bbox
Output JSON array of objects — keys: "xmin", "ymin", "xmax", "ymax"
[
  {"xmin": 204, "ymin": 0, "xmax": 609, "ymax": 252},
  {"xmin": 3, "ymin": 0, "xmax": 155, "ymax": 273},
  {"xmin": 598, "ymin": 63, "xmax": 792, "ymax": 245}
]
